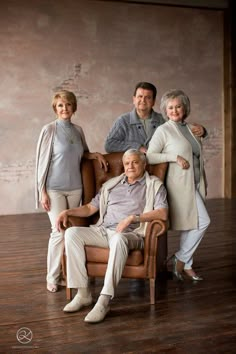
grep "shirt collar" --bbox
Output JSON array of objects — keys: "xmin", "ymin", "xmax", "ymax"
[
  {"xmin": 121, "ymin": 174, "xmax": 146, "ymax": 185},
  {"xmin": 56, "ymin": 119, "xmax": 72, "ymax": 127},
  {"xmin": 135, "ymin": 109, "xmax": 152, "ymax": 122},
  {"xmin": 177, "ymin": 120, "xmax": 187, "ymax": 126}
]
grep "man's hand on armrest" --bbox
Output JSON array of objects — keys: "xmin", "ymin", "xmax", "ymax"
[
  {"xmin": 115, "ymin": 208, "xmax": 168, "ymax": 233},
  {"xmin": 140, "ymin": 208, "xmax": 168, "ymax": 223},
  {"xmin": 56, "ymin": 203, "xmax": 99, "ymax": 232}
]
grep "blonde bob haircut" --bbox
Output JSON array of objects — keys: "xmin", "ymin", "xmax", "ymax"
[
  {"xmin": 52, "ymin": 90, "xmax": 77, "ymax": 113},
  {"xmin": 160, "ymin": 89, "xmax": 191, "ymax": 121}
]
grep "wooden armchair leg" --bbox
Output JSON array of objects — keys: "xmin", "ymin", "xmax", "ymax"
[
  {"xmin": 89, "ymin": 277, "xmax": 96, "ymax": 284},
  {"xmin": 66, "ymin": 287, "xmax": 72, "ymax": 300},
  {"xmin": 150, "ymin": 278, "xmax": 155, "ymax": 305},
  {"xmin": 61, "ymin": 252, "xmax": 72, "ymax": 300}
]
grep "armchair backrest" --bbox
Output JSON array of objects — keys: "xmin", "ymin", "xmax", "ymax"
[{"xmin": 81, "ymin": 152, "xmax": 168, "ymax": 207}]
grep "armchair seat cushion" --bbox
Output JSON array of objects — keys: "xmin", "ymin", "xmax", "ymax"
[{"xmin": 85, "ymin": 246, "xmax": 144, "ymax": 266}]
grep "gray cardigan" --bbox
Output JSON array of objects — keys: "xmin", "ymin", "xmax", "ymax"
[{"xmin": 104, "ymin": 108, "xmax": 165, "ymax": 152}]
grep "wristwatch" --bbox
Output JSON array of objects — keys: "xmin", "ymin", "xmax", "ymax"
[{"xmin": 135, "ymin": 214, "xmax": 140, "ymax": 223}]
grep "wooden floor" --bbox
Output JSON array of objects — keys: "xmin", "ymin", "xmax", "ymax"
[{"xmin": 0, "ymin": 199, "xmax": 236, "ymax": 353}]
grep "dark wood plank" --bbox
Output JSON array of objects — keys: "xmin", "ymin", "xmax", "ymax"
[{"xmin": 0, "ymin": 199, "xmax": 236, "ymax": 353}]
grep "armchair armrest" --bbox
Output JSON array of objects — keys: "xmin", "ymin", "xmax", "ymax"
[
  {"xmin": 145, "ymin": 219, "xmax": 167, "ymax": 238},
  {"xmin": 67, "ymin": 216, "xmax": 90, "ymax": 228},
  {"xmin": 143, "ymin": 219, "xmax": 168, "ymax": 260}
]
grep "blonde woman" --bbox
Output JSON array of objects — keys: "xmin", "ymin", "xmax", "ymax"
[{"xmin": 35, "ymin": 90, "xmax": 107, "ymax": 292}]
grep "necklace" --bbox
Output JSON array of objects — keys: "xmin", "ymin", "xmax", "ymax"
[{"xmin": 57, "ymin": 121, "xmax": 75, "ymax": 144}]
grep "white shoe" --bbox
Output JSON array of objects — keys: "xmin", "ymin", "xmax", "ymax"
[
  {"xmin": 63, "ymin": 293, "xmax": 93, "ymax": 313},
  {"xmin": 84, "ymin": 303, "xmax": 110, "ymax": 323},
  {"xmin": 47, "ymin": 283, "xmax": 58, "ymax": 293}
]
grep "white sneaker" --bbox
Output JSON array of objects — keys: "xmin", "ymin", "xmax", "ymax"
[
  {"xmin": 63, "ymin": 293, "xmax": 93, "ymax": 313},
  {"xmin": 84, "ymin": 303, "xmax": 110, "ymax": 323}
]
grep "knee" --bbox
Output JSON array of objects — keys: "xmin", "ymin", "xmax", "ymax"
[
  {"xmin": 207, "ymin": 215, "xmax": 211, "ymax": 227},
  {"xmin": 65, "ymin": 227, "xmax": 85, "ymax": 249},
  {"xmin": 110, "ymin": 233, "xmax": 128, "ymax": 249},
  {"xmin": 64, "ymin": 227, "xmax": 76, "ymax": 246},
  {"xmin": 203, "ymin": 215, "xmax": 211, "ymax": 230},
  {"xmin": 49, "ymin": 229, "xmax": 64, "ymax": 242}
]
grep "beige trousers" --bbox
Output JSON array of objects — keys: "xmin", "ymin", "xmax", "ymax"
[
  {"xmin": 65, "ymin": 225, "xmax": 144, "ymax": 298},
  {"xmin": 46, "ymin": 189, "xmax": 82, "ymax": 284}
]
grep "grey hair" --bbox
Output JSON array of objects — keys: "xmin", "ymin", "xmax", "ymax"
[
  {"xmin": 160, "ymin": 89, "xmax": 191, "ymax": 120},
  {"xmin": 122, "ymin": 149, "xmax": 146, "ymax": 163}
]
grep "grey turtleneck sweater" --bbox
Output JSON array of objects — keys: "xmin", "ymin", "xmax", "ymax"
[{"xmin": 46, "ymin": 119, "xmax": 84, "ymax": 191}]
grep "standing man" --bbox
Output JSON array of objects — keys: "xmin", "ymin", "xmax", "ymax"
[
  {"xmin": 105, "ymin": 82, "xmax": 205, "ymax": 153},
  {"xmin": 56, "ymin": 149, "xmax": 168, "ymax": 324}
]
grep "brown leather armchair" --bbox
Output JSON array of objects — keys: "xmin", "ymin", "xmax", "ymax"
[{"xmin": 62, "ymin": 152, "xmax": 168, "ymax": 304}]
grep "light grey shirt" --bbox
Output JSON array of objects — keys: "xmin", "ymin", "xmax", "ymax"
[
  {"xmin": 46, "ymin": 119, "xmax": 84, "ymax": 191},
  {"xmin": 90, "ymin": 175, "xmax": 168, "ymax": 231},
  {"xmin": 139, "ymin": 115, "xmax": 153, "ymax": 139}
]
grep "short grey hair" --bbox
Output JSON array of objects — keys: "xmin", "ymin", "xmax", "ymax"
[
  {"xmin": 160, "ymin": 89, "xmax": 191, "ymax": 120},
  {"xmin": 122, "ymin": 149, "xmax": 146, "ymax": 163}
]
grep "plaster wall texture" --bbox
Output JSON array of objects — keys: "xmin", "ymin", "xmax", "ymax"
[{"xmin": 0, "ymin": 0, "xmax": 223, "ymax": 214}]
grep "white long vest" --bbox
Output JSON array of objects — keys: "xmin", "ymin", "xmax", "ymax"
[{"xmin": 147, "ymin": 120, "xmax": 207, "ymax": 231}]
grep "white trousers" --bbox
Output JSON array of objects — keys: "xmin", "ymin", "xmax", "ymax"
[
  {"xmin": 65, "ymin": 226, "xmax": 144, "ymax": 298},
  {"xmin": 175, "ymin": 190, "xmax": 210, "ymax": 269},
  {"xmin": 46, "ymin": 189, "xmax": 82, "ymax": 284}
]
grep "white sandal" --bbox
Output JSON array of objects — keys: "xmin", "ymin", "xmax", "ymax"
[{"xmin": 47, "ymin": 283, "xmax": 58, "ymax": 293}]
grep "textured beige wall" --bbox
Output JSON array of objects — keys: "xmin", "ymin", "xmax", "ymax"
[{"xmin": 0, "ymin": 0, "xmax": 223, "ymax": 215}]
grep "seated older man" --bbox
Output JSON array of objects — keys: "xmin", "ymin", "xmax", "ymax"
[{"xmin": 56, "ymin": 149, "xmax": 168, "ymax": 324}]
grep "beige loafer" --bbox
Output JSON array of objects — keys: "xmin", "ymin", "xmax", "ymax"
[
  {"xmin": 84, "ymin": 303, "xmax": 110, "ymax": 323},
  {"xmin": 63, "ymin": 294, "xmax": 93, "ymax": 313}
]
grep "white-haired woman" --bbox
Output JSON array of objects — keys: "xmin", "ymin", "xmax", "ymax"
[{"xmin": 147, "ymin": 89, "xmax": 210, "ymax": 281}]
